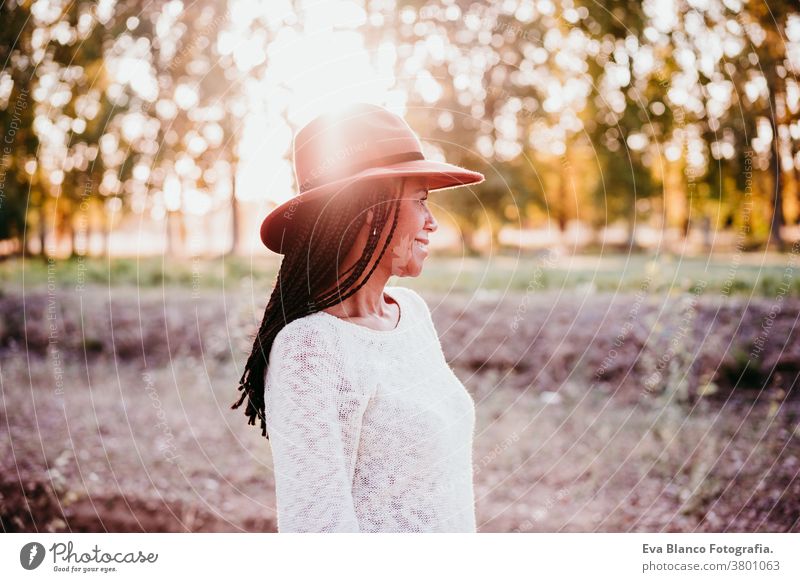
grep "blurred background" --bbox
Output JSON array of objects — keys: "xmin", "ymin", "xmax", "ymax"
[{"xmin": 1, "ymin": 0, "xmax": 799, "ymax": 533}]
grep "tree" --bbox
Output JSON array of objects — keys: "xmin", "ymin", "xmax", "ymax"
[{"xmin": 0, "ymin": 1, "xmax": 39, "ymax": 255}]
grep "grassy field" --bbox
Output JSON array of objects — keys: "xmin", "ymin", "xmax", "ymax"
[
  {"xmin": 1, "ymin": 254, "xmax": 799, "ymax": 532},
  {"xmin": 2, "ymin": 250, "xmax": 799, "ymax": 296}
]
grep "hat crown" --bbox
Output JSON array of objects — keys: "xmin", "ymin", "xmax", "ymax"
[{"xmin": 292, "ymin": 103, "xmax": 424, "ymax": 193}]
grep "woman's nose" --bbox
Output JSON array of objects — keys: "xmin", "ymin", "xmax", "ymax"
[{"xmin": 425, "ymin": 209, "xmax": 438, "ymax": 233}]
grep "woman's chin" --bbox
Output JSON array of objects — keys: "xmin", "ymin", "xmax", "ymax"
[{"xmin": 393, "ymin": 260, "xmax": 425, "ymax": 278}]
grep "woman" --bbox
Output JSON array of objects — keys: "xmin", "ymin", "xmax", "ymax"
[{"xmin": 231, "ymin": 103, "xmax": 485, "ymax": 532}]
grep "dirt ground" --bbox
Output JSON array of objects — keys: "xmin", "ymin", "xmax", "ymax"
[{"xmin": 1, "ymin": 289, "xmax": 798, "ymax": 532}]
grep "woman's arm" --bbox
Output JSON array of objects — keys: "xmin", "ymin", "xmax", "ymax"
[{"xmin": 264, "ymin": 322, "xmax": 366, "ymax": 532}]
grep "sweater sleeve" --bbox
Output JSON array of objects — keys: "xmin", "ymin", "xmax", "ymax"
[{"xmin": 264, "ymin": 320, "xmax": 367, "ymax": 532}]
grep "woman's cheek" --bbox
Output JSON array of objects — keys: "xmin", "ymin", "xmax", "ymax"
[{"xmin": 390, "ymin": 237, "xmax": 413, "ymax": 272}]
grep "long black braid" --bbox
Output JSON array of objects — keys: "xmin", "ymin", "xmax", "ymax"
[{"xmin": 231, "ymin": 177, "xmax": 405, "ymax": 439}]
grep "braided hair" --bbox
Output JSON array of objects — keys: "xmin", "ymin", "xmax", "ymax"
[{"xmin": 231, "ymin": 177, "xmax": 406, "ymax": 439}]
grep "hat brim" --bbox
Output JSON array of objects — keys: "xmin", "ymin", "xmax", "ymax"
[{"xmin": 259, "ymin": 159, "xmax": 484, "ymax": 254}]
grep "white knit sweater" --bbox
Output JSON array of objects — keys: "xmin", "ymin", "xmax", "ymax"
[{"xmin": 263, "ymin": 285, "xmax": 477, "ymax": 532}]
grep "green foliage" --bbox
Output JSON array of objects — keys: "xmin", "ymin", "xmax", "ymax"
[{"xmin": 2, "ymin": 0, "xmax": 799, "ymax": 256}]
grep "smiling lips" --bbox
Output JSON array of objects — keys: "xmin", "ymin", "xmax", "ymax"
[{"xmin": 414, "ymin": 237, "xmax": 429, "ymax": 251}]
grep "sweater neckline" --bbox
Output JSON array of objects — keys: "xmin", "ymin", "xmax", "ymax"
[{"xmin": 315, "ymin": 287, "xmax": 406, "ymax": 334}]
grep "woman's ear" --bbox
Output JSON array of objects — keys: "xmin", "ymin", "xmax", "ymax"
[{"xmin": 365, "ymin": 208, "xmax": 374, "ymax": 226}]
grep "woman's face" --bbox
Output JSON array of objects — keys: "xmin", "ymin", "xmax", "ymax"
[{"xmin": 384, "ymin": 176, "xmax": 438, "ymax": 277}]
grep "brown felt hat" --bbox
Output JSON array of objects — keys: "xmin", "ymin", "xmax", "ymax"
[{"xmin": 259, "ymin": 103, "xmax": 485, "ymax": 254}]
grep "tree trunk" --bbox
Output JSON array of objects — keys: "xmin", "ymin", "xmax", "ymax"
[
  {"xmin": 558, "ymin": 164, "xmax": 568, "ymax": 233},
  {"xmin": 68, "ymin": 218, "xmax": 76, "ymax": 259},
  {"xmin": 627, "ymin": 200, "xmax": 640, "ymax": 250},
  {"xmin": 22, "ymin": 210, "xmax": 32, "ymax": 257},
  {"xmin": 701, "ymin": 215, "xmax": 712, "ymax": 251},
  {"xmin": 179, "ymin": 211, "xmax": 188, "ymax": 255},
  {"xmin": 488, "ymin": 213, "xmax": 502, "ymax": 251},
  {"xmin": 794, "ymin": 157, "xmax": 800, "ymax": 225},
  {"xmin": 86, "ymin": 211, "xmax": 95, "ymax": 256},
  {"xmin": 38, "ymin": 205, "xmax": 47, "ymax": 261},
  {"xmin": 768, "ymin": 115, "xmax": 784, "ymax": 251},
  {"xmin": 459, "ymin": 224, "xmax": 479, "ymax": 256},
  {"xmin": 228, "ymin": 159, "xmax": 239, "ymax": 256}
]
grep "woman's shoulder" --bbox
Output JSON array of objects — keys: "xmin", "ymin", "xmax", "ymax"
[
  {"xmin": 270, "ymin": 312, "xmax": 340, "ymax": 356},
  {"xmin": 386, "ymin": 285, "xmax": 430, "ymax": 314},
  {"xmin": 386, "ymin": 285, "xmax": 438, "ymax": 335}
]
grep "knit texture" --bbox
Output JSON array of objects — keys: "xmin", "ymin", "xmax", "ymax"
[{"xmin": 263, "ymin": 285, "xmax": 477, "ymax": 532}]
